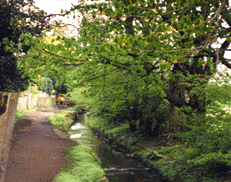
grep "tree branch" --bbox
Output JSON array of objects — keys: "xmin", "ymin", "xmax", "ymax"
[
  {"xmin": 220, "ymin": 57, "xmax": 231, "ymax": 69},
  {"xmin": 164, "ymin": 89, "xmax": 189, "ymax": 108},
  {"xmin": 42, "ymin": 49, "xmax": 83, "ymax": 62}
]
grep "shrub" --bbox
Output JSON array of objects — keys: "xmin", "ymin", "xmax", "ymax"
[{"xmin": 42, "ymin": 78, "xmax": 54, "ymax": 95}]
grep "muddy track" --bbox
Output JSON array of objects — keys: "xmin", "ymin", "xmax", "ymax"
[{"xmin": 5, "ymin": 107, "xmax": 77, "ymax": 182}]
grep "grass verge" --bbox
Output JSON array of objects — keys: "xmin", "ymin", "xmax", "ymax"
[
  {"xmin": 49, "ymin": 110, "xmax": 75, "ymax": 136},
  {"xmin": 49, "ymin": 109, "xmax": 107, "ymax": 182},
  {"xmin": 54, "ymin": 145, "xmax": 106, "ymax": 182},
  {"xmin": 15, "ymin": 109, "xmax": 34, "ymax": 123}
]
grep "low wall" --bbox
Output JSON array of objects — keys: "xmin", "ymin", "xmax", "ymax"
[
  {"xmin": 17, "ymin": 90, "xmax": 56, "ymax": 111},
  {"xmin": 37, "ymin": 96, "xmax": 55, "ymax": 108},
  {"xmin": 0, "ymin": 93, "xmax": 19, "ymax": 182}
]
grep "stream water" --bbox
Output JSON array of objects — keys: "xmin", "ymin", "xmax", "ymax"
[{"xmin": 69, "ymin": 115, "xmax": 168, "ymax": 182}]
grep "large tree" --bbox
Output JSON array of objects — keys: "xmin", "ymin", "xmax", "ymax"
[
  {"xmin": 72, "ymin": 0, "xmax": 231, "ymax": 123},
  {"xmin": 19, "ymin": 0, "xmax": 231, "ymax": 133},
  {"xmin": 0, "ymin": 0, "xmax": 50, "ymax": 92}
]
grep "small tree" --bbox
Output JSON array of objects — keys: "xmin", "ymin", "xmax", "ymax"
[{"xmin": 42, "ymin": 78, "xmax": 54, "ymax": 95}]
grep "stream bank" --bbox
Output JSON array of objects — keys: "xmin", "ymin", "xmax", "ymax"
[
  {"xmin": 49, "ymin": 108, "xmax": 108, "ymax": 182},
  {"xmin": 67, "ymin": 111, "xmax": 170, "ymax": 182}
]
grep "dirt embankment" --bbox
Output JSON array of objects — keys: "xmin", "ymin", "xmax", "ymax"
[{"xmin": 5, "ymin": 107, "xmax": 77, "ymax": 182}]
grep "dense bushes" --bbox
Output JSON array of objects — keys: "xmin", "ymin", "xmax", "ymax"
[
  {"xmin": 41, "ymin": 78, "xmax": 54, "ymax": 95},
  {"xmin": 70, "ymin": 86, "xmax": 169, "ymax": 137},
  {"xmin": 84, "ymin": 88, "xmax": 231, "ymax": 181},
  {"xmin": 67, "ymin": 81, "xmax": 231, "ymax": 180},
  {"xmin": 87, "ymin": 111, "xmax": 231, "ymax": 181}
]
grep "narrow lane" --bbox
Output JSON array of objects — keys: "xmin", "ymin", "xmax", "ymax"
[{"xmin": 5, "ymin": 109, "xmax": 77, "ymax": 182}]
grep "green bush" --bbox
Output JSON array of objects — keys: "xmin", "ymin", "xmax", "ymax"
[
  {"xmin": 69, "ymin": 86, "xmax": 169, "ymax": 137},
  {"xmin": 41, "ymin": 78, "xmax": 54, "ymax": 95},
  {"xmin": 73, "ymin": 105, "xmax": 87, "ymax": 113}
]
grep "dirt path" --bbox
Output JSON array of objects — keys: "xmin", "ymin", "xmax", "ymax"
[{"xmin": 5, "ymin": 107, "xmax": 77, "ymax": 182}]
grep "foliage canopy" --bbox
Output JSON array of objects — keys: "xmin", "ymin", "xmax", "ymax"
[
  {"xmin": 0, "ymin": 0, "xmax": 50, "ymax": 92},
  {"xmin": 20, "ymin": 0, "xmax": 231, "ymax": 132},
  {"xmin": 18, "ymin": 0, "xmax": 231, "ymax": 180}
]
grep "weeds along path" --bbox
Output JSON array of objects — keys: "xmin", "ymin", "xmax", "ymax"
[{"xmin": 5, "ymin": 107, "xmax": 77, "ymax": 182}]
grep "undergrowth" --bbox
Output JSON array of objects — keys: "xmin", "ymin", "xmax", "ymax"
[
  {"xmin": 87, "ymin": 113, "xmax": 231, "ymax": 182},
  {"xmin": 50, "ymin": 109, "xmax": 107, "ymax": 182}
]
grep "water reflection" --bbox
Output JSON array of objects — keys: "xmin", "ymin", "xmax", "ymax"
[
  {"xmin": 0, "ymin": 93, "xmax": 8, "ymax": 116},
  {"xmin": 69, "ymin": 116, "xmax": 165, "ymax": 182}
]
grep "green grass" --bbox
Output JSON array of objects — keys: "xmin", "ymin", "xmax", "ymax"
[
  {"xmin": 54, "ymin": 145, "xmax": 105, "ymax": 182},
  {"xmin": 53, "ymin": 172, "xmax": 81, "ymax": 182},
  {"xmin": 15, "ymin": 109, "xmax": 34, "ymax": 123},
  {"xmin": 49, "ymin": 110, "xmax": 75, "ymax": 135},
  {"xmin": 50, "ymin": 111, "xmax": 107, "ymax": 182}
]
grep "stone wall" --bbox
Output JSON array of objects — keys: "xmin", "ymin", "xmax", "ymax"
[
  {"xmin": 0, "ymin": 93, "xmax": 19, "ymax": 182},
  {"xmin": 0, "ymin": 89, "xmax": 61, "ymax": 182},
  {"xmin": 17, "ymin": 90, "xmax": 56, "ymax": 111},
  {"xmin": 37, "ymin": 96, "xmax": 55, "ymax": 108}
]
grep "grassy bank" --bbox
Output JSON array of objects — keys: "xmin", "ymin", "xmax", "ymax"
[
  {"xmin": 49, "ymin": 108, "xmax": 107, "ymax": 182},
  {"xmin": 67, "ymin": 86, "xmax": 231, "ymax": 182},
  {"xmin": 54, "ymin": 145, "xmax": 106, "ymax": 182},
  {"xmin": 87, "ymin": 114, "xmax": 231, "ymax": 182},
  {"xmin": 49, "ymin": 109, "xmax": 75, "ymax": 136}
]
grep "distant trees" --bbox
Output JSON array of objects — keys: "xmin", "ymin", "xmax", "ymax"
[
  {"xmin": 40, "ymin": 77, "xmax": 67, "ymax": 95},
  {"xmin": 41, "ymin": 78, "xmax": 54, "ymax": 95}
]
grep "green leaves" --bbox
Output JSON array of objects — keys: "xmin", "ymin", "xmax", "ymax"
[
  {"xmin": 41, "ymin": 78, "xmax": 54, "ymax": 95},
  {"xmin": 17, "ymin": 0, "xmax": 231, "ymax": 138}
]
